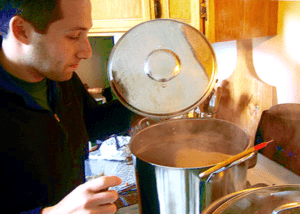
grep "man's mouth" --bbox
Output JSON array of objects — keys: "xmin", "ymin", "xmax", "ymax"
[{"xmin": 70, "ymin": 64, "xmax": 79, "ymax": 69}]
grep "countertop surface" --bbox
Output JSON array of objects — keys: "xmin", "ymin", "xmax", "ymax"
[{"xmin": 247, "ymin": 153, "xmax": 300, "ymax": 186}]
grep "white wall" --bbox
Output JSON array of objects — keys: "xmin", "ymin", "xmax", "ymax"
[
  {"xmin": 76, "ymin": 37, "xmax": 114, "ymax": 89},
  {"xmin": 212, "ymin": 1, "xmax": 300, "ymax": 104}
]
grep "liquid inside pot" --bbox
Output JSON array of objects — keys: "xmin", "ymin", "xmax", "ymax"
[{"xmin": 136, "ymin": 140, "xmax": 232, "ymax": 168}]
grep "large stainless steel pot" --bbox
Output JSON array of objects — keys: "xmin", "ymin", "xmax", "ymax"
[
  {"xmin": 202, "ymin": 185, "xmax": 300, "ymax": 214},
  {"xmin": 130, "ymin": 118, "xmax": 251, "ymax": 214}
]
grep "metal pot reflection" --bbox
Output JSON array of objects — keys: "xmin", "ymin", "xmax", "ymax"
[{"xmin": 130, "ymin": 118, "xmax": 251, "ymax": 213}]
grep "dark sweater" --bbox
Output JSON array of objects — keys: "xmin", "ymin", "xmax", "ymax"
[{"xmin": 0, "ymin": 65, "xmax": 134, "ymax": 213}]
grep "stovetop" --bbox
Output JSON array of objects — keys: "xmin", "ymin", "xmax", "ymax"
[{"xmin": 117, "ymin": 153, "xmax": 300, "ymax": 214}]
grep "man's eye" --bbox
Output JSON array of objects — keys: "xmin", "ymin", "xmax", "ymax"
[{"xmin": 67, "ymin": 35, "xmax": 80, "ymax": 40}]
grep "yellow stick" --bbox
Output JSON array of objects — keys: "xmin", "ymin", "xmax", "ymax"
[{"xmin": 199, "ymin": 140, "xmax": 274, "ymax": 179}]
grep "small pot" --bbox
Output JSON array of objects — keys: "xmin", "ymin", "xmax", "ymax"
[
  {"xmin": 202, "ymin": 185, "xmax": 300, "ymax": 214},
  {"xmin": 130, "ymin": 118, "xmax": 251, "ymax": 214}
]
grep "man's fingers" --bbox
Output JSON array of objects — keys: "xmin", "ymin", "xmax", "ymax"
[
  {"xmin": 82, "ymin": 176, "xmax": 121, "ymax": 212},
  {"xmin": 85, "ymin": 176, "xmax": 122, "ymax": 192},
  {"xmin": 86, "ymin": 190, "xmax": 119, "ymax": 208},
  {"xmin": 96, "ymin": 203, "xmax": 118, "ymax": 214}
]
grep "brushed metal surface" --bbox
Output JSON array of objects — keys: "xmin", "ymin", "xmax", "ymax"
[{"xmin": 107, "ymin": 19, "xmax": 217, "ymax": 118}]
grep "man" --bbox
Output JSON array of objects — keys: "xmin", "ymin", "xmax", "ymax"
[{"xmin": 0, "ymin": 0, "xmax": 135, "ymax": 213}]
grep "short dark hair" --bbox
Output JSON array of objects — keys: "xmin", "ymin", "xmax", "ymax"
[{"xmin": 0, "ymin": 0, "xmax": 62, "ymax": 38}]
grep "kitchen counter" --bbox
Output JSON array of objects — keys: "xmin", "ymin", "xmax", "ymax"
[{"xmin": 247, "ymin": 153, "xmax": 300, "ymax": 186}]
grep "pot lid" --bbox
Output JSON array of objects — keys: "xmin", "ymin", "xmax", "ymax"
[
  {"xmin": 211, "ymin": 185, "xmax": 300, "ymax": 214},
  {"xmin": 107, "ymin": 19, "xmax": 217, "ymax": 118}
]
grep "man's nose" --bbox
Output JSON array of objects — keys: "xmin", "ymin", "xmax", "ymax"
[{"xmin": 77, "ymin": 37, "xmax": 92, "ymax": 60}]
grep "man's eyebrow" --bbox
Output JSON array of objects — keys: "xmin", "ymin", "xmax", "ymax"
[
  {"xmin": 67, "ymin": 27, "xmax": 89, "ymax": 31},
  {"xmin": 67, "ymin": 25, "xmax": 93, "ymax": 31}
]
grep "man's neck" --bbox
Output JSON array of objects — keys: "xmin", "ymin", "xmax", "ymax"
[{"xmin": 0, "ymin": 41, "xmax": 45, "ymax": 83}]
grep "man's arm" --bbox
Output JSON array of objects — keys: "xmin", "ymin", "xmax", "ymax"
[
  {"xmin": 20, "ymin": 207, "xmax": 43, "ymax": 214},
  {"xmin": 84, "ymin": 99, "xmax": 137, "ymax": 142}
]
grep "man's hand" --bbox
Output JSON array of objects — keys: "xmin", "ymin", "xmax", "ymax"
[{"xmin": 42, "ymin": 176, "xmax": 122, "ymax": 214}]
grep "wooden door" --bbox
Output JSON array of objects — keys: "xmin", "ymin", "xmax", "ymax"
[{"xmin": 89, "ymin": 0, "xmax": 154, "ymax": 36}]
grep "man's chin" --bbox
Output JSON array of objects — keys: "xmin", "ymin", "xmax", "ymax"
[{"xmin": 49, "ymin": 72, "xmax": 74, "ymax": 82}]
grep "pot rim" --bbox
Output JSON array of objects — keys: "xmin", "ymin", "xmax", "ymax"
[{"xmin": 130, "ymin": 118, "xmax": 250, "ymax": 169}]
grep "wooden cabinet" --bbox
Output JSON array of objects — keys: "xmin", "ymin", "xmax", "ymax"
[
  {"xmin": 89, "ymin": 0, "xmax": 155, "ymax": 36},
  {"xmin": 158, "ymin": 0, "xmax": 203, "ymax": 32},
  {"xmin": 205, "ymin": 0, "xmax": 278, "ymax": 43},
  {"xmin": 158, "ymin": 0, "xmax": 278, "ymax": 43},
  {"xmin": 89, "ymin": 0, "xmax": 278, "ymax": 43}
]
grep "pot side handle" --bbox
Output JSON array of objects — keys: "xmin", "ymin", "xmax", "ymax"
[
  {"xmin": 203, "ymin": 152, "xmax": 256, "ymax": 183},
  {"xmin": 272, "ymin": 202, "xmax": 300, "ymax": 214}
]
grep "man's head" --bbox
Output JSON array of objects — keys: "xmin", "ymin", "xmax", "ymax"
[
  {"xmin": 0, "ymin": 0, "xmax": 93, "ymax": 82},
  {"xmin": 0, "ymin": 0, "xmax": 61, "ymax": 39}
]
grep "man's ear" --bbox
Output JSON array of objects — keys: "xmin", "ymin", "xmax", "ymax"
[{"xmin": 10, "ymin": 16, "xmax": 33, "ymax": 45}]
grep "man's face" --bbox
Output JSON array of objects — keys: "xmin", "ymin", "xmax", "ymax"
[{"xmin": 26, "ymin": 0, "xmax": 93, "ymax": 82}]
